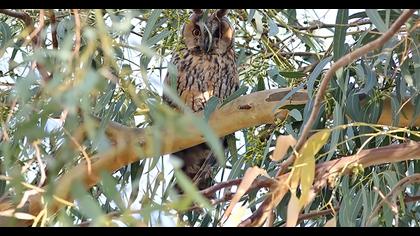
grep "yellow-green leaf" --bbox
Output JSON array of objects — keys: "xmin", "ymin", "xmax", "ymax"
[
  {"xmin": 287, "ymin": 129, "xmax": 331, "ymax": 218},
  {"xmin": 297, "ymin": 129, "xmax": 330, "ymax": 206},
  {"xmin": 286, "ymin": 193, "xmax": 302, "ymax": 227}
]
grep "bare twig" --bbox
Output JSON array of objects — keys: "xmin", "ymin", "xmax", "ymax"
[
  {"xmin": 24, "ymin": 9, "xmax": 45, "ymax": 48},
  {"xmin": 200, "ymin": 179, "xmax": 242, "ymax": 197},
  {"xmin": 72, "ymin": 9, "xmax": 81, "ymax": 56},
  {"xmin": 281, "ymin": 19, "xmax": 372, "ymax": 31},
  {"xmin": 372, "ymin": 186, "xmax": 398, "ymax": 214},
  {"xmin": 0, "ymin": 9, "xmax": 33, "ymax": 29},
  {"xmin": 32, "ymin": 141, "xmax": 47, "ymax": 188},
  {"xmin": 63, "ymin": 128, "xmax": 92, "ymax": 176},
  {"xmin": 0, "ymin": 9, "xmax": 52, "ymax": 82},
  {"xmin": 366, "ymin": 174, "xmax": 420, "ymax": 226},
  {"xmin": 182, "ymin": 176, "xmax": 276, "ymax": 212}
]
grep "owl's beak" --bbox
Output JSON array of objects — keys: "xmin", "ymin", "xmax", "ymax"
[
  {"xmin": 202, "ymin": 36, "xmax": 212, "ymax": 53},
  {"xmin": 199, "ymin": 23, "xmax": 213, "ymax": 53}
]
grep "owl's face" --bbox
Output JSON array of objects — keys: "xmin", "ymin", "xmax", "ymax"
[{"xmin": 181, "ymin": 9, "xmax": 234, "ymax": 55}]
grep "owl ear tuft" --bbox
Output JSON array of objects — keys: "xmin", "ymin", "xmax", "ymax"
[
  {"xmin": 192, "ymin": 9, "xmax": 203, "ymax": 15},
  {"xmin": 216, "ymin": 9, "xmax": 229, "ymax": 18},
  {"xmin": 191, "ymin": 9, "xmax": 204, "ymax": 22}
]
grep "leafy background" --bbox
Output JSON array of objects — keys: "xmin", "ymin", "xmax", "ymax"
[{"xmin": 0, "ymin": 9, "xmax": 419, "ymax": 226}]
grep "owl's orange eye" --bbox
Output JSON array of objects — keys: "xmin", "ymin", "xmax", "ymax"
[{"xmin": 192, "ymin": 28, "xmax": 201, "ymax": 37}]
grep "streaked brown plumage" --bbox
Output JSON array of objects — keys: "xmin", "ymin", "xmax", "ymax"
[{"xmin": 164, "ymin": 9, "xmax": 239, "ymax": 191}]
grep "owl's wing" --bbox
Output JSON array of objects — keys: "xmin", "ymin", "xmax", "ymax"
[{"xmin": 173, "ymin": 143, "xmax": 217, "ymax": 192}]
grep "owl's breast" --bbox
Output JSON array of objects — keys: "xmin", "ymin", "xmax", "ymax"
[{"xmin": 171, "ymin": 50, "xmax": 239, "ymax": 112}]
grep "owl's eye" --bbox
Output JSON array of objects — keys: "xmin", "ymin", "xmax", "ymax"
[{"xmin": 192, "ymin": 28, "xmax": 201, "ymax": 37}]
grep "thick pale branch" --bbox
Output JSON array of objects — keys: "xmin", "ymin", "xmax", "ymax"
[{"xmin": 0, "ymin": 88, "xmax": 306, "ymax": 226}]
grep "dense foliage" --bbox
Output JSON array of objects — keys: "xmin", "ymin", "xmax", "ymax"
[{"xmin": 0, "ymin": 9, "xmax": 419, "ymax": 227}]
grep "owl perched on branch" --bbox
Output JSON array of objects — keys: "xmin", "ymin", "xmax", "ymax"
[{"xmin": 163, "ymin": 9, "xmax": 239, "ymax": 191}]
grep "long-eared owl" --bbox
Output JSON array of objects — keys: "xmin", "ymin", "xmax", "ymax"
[{"xmin": 164, "ymin": 9, "xmax": 239, "ymax": 191}]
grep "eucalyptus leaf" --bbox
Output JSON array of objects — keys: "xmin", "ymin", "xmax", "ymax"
[
  {"xmin": 333, "ymin": 9, "xmax": 349, "ymax": 61},
  {"xmin": 203, "ymin": 96, "xmax": 219, "ymax": 122},
  {"xmin": 0, "ymin": 22, "xmax": 12, "ymax": 49},
  {"xmin": 366, "ymin": 9, "xmax": 388, "ymax": 32}
]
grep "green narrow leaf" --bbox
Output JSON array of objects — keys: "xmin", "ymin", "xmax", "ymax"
[
  {"xmin": 373, "ymin": 37, "xmax": 398, "ymax": 72},
  {"xmin": 145, "ymin": 156, "xmax": 161, "ymax": 174},
  {"xmin": 174, "ymin": 169, "xmax": 211, "ymax": 209},
  {"xmin": 285, "ymin": 9, "xmax": 297, "ymax": 25},
  {"xmin": 99, "ymin": 171, "xmax": 125, "ymax": 210},
  {"xmin": 200, "ymin": 213, "xmax": 212, "ymax": 227},
  {"xmin": 307, "ymin": 56, "xmax": 333, "ymax": 96},
  {"xmin": 71, "ymin": 181, "xmax": 105, "ymax": 222},
  {"xmin": 385, "ymin": 9, "xmax": 391, "ymax": 29},
  {"xmin": 361, "ymin": 187, "xmax": 373, "ymax": 225},
  {"xmin": 261, "ymin": 132, "xmax": 275, "ymax": 166},
  {"xmin": 221, "ymin": 85, "xmax": 248, "ymax": 106},
  {"xmin": 413, "ymin": 49, "xmax": 420, "ymax": 91},
  {"xmin": 273, "ymin": 83, "xmax": 305, "ymax": 112},
  {"xmin": 356, "ymin": 63, "xmax": 377, "ymax": 95},
  {"xmin": 372, "ymin": 172, "xmax": 381, "ymax": 204},
  {"xmin": 268, "ymin": 67, "xmax": 287, "ymax": 87},
  {"xmin": 226, "ymin": 134, "xmax": 238, "ymax": 163},
  {"xmin": 333, "ymin": 9, "xmax": 349, "ymax": 61},
  {"xmin": 289, "ymin": 109, "xmax": 302, "ymax": 121},
  {"xmin": 129, "ymin": 160, "xmax": 146, "ymax": 202},
  {"xmin": 254, "ymin": 10, "xmax": 263, "ymax": 35},
  {"xmin": 142, "ymin": 9, "xmax": 163, "ymax": 43},
  {"xmin": 0, "ymin": 179, "xmax": 5, "ymax": 196},
  {"xmin": 0, "ymin": 22, "xmax": 12, "ymax": 49},
  {"xmin": 191, "ymin": 115, "xmax": 225, "ymax": 166},
  {"xmin": 146, "ymin": 30, "xmax": 171, "ymax": 46},
  {"xmin": 228, "ymin": 154, "xmax": 246, "ymax": 179},
  {"xmin": 327, "ymin": 101, "xmax": 343, "ymax": 161},
  {"xmin": 354, "ymin": 29, "xmax": 370, "ymax": 49},
  {"xmin": 247, "ymin": 9, "xmax": 256, "ymax": 25},
  {"xmin": 267, "ymin": 18, "xmax": 279, "ymax": 37},
  {"xmin": 339, "ymin": 187, "xmax": 363, "ymax": 226},
  {"xmin": 382, "ymin": 170, "xmax": 398, "ymax": 189},
  {"xmin": 366, "ymin": 9, "xmax": 388, "ymax": 32},
  {"xmin": 203, "ymin": 96, "xmax": 220, "ymax": 122},
  {"xmin": 296, "ymin": 33, "xmax": 321, "ymax": 52}
]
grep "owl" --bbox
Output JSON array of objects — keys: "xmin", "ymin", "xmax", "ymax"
[{"xmin": 163, "ymin": 9, "xmax": 239, "ymax": 192}]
